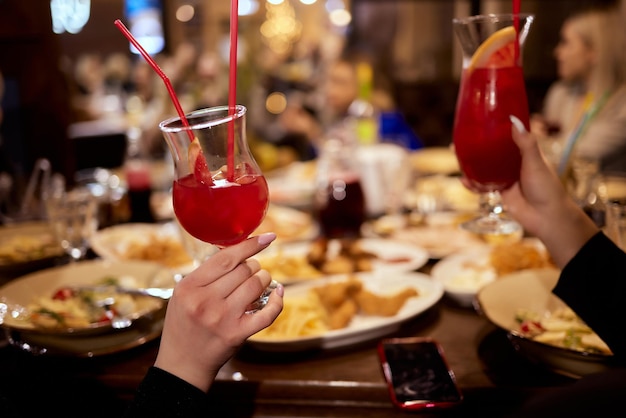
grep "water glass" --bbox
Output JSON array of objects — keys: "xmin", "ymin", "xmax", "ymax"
[
  {"xmin": 45, "ymin": 187, "xmax": 99, "ymax": 262},
  {"xmin": 605, "ymin": 201, "xmax": 626, "ymax": 251}
]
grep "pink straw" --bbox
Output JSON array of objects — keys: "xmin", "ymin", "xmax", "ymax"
[
  {"xmin": 114, "ymin": 19, "xmax": 195, "ymax": 144},
  {"xmin": 227, "ymin": 0, "xmax": 239, "ymax": 181}
]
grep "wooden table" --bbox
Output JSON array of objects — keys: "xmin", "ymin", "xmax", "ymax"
[{"xmin": 0, "ymin": 281, "xmax": 574, "ymax": 418}]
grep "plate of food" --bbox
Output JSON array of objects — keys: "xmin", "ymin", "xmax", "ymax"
[
  {"xmin": 5, "ymin": 311, "xmax": 165, "ymax": 357},
  {"xmin": 90, "ymin": 222, "xmax": 195, "ymax": 274},
  {"xmin": 0, "ymin": 259, "xmax": 173, "ymax": 336},
  {"xmin": 258, "ymin": 237, "xmax": 430, "ymax": 284},
  {"xmin": 247, "ymin": 271, "xmax": 444, "ymax": 351},
  {"xmin": 386, "ymin": 223, "xmax": 484, "ymax": 259},
  {"xmin": 253, "ymin": 204, "xmax": 319, "ymax": 242},
  {"xmin": 409, "ymin": 147, "xmax": 460, "ymax": 176},
  {"xmin": 430, "ymin": 238, "xmax": 555, "ymax": 307},
  {"xmin": 476, "ymin": 268, "xmax": 616, "ymax": 377},
  {"xmin": 0, "ymin": 222, "xmax": 66, "ymax": 280},
  {"xmin": 265, "ymin": 161, "xmax": 317, "ymax": 209}
]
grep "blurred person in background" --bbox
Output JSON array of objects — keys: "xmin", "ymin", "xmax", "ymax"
[
  {"xmin": 271, "ymin": 53, "xmax": 396, "ymax": 159},
  {"xmin": 531, "ymin": 5, "xmax": 626, "ymax": 177}
]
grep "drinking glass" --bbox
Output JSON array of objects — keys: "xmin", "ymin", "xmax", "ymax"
[
  {"xmin": 159, "ymin": 105, "xmax": 274, "ymax": 312},
  {"xmin": 45, "ymin": 187, "xmax": 99, "ymax": 262},
  {"xmin": 605, "ymin": 200, "xmax": 626, "ymax": 251},
  {"xmin": 452, "ymin": 13, "xmax": 534, "ymax": 236}
]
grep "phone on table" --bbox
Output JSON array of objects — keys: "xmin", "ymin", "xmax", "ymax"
[{"xmin": 377, "ymin": 337, "xmax": 463, "ymax": 411}]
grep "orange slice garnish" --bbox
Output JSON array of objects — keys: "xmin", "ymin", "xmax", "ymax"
[{"xmin": 467, "ymin": 26, "xmax": 517, "ymax": 71}]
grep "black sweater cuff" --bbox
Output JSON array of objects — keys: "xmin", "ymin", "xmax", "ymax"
[{"xmin": 123, "ymin": 367, "xmax": 210, "ymax": 417}]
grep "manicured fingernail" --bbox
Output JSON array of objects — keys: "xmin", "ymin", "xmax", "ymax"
[
  {"xmin": 509, "ymin": 115, "xmax": 527, "ymax": 134},
  {"xmin": 258, "ymin": 232, "xmax": 277, "ymax": 246},
  {"xmin": 276, "ymin": 283, "xmax": 284, "ymax": 297}
]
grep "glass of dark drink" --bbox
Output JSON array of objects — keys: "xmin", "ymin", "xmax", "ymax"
[{"xmin": 314, "ymin": 138, "xmax": 366, "ymax": 239}]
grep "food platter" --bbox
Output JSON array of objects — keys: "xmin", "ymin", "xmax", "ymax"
[
  {"xmin": 430, "ymin": 238, "xmax": 552, "ymax": 307},
  {"xmin": 258, "ymin": 238, "xmax": 430, "ymax": 285},
  {"xmin": 247, "ymin": 271, "xmax": 444, "ymax": 352},
  {"xmin": 0, "ymin": 221, "xmax": 66, "ymax": 280},
  {"xmin": 253, "ymin": 204, "xmax": 319, "ymax": 242},
  {"xmin": 0, "ymin": 259, "xmax": 173, "ymax": 336},
  {"xmin": 5, "ymin": 312, "xmax": 164, "ymax": 357},
  {"xmin": 90, "ymin": 222, "xmax": 196, "ymax": 274},
  {"xmin": 389, "ymin": 224, "xmax": 484, "ymax": 259},
  {"xmin": 476, "ymin": 268, "xmax": 616, "ymax": 378}
]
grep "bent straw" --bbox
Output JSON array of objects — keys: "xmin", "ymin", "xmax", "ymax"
[{"xmin": 114, "ymin": 19, "xmax": 195, "ymax": 144}]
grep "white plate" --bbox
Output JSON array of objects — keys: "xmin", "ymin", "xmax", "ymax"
[
  {"xmin": 253, "ymin": 204, "xmax": 319, "ymax": 242},
  {"xmin": 0, "ymin": 259, "xmax": 173, "ymax": 336},
  {"xmin": 6, "ymin": 312, "xmax": 164, "ymax": 357},
  {"xmin": 430, "ymin": 238, "xmax": 551, "ymax": 307},
  {"xmin": 266, "ymin": 161, "xmax": 317, "ymax": 209},
  {"xmin": 259, "ymin": 238, "xmax": 430, "ymax": 284},
  {"xmin": 247, "ymin": 271, "xmax": 443, "ymax": 351},
  {"xmin": 90, "ymin": 222, "xmax": 195, "ymax": 274},
  {"xmin": 409, "ymin": 147, "xmax": 460, "ymax": 175},
  {"xmin": 390, "ymin": 225, "xmax": 484, "ymax": 259},
  {"xmin": 430, "ymin": 245, "xmax": 495, "ymax": 307}
]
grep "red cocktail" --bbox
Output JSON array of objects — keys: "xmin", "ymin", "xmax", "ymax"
[
  {"xmin": 173, "ymin": 173, "xmax": 269, "ymax": 247},
  {"xmin": 452, "ymin": 14, "xmax": 534, "ymax": 235},
  {"xmin": 160, "ymin": 105, "xmax": 269, "ymax": 248},
  {"xmin": 454, "ymin": 66, "xmax": 529, "ymax": 192}
]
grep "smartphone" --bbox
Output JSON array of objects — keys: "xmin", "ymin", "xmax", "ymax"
[{"xmin": 378, "ymin": 337, "xmax": 463, "ymax": 410}]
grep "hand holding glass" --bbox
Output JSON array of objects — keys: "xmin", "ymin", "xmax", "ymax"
[{"xmin": 159, "ymin": 105, "xmax": 274, "ymax": 311}]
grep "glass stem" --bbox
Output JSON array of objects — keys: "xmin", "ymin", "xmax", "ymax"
[{"xmin": 479, "ymin": 191, "xmax": 504, "ymax": 218}]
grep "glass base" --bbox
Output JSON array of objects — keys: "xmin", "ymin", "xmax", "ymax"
[
  {"xmin": 245, "ymin": 280, "xmax": 279, "ymax": 314},
  {"xmin": 460, "ymin": 214, "xmax": 523, "ymax": 243}
]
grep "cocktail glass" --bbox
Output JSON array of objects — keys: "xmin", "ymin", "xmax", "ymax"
[
  {"xmin": 159, "ymin": 105, "xmax": 274, "ymax": 312},
  {"xmin": 452, "ymin": 13, "xmax": 534, "ymax": 236}
]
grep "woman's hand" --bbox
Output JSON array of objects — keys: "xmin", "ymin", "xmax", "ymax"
[
  {"xmin": 501, "ymin": 116, "xmax": 598, "ymax": 268},
  {"xmin": 154, "ymin": 233, "xmax": 283, "ymax": 392}
]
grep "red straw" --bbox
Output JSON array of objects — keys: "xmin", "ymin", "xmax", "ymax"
[
  {"xmin": 114, "ymin": 19, "xmax": 195, "ymax": 144},
  {"xmin": 513, "ymin": 0, "xmax": 521, "ymax": 64},
  {"xmin": 226, "ymin": 0, "xmax": 239, "ymax": 181}
]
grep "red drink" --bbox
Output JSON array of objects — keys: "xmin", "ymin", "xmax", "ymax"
[
  {"xmin": 173, "ymin": 173, "xmax": 269, "ymax": 247},
  {"xmin": 316, "ymin": 175, "xmax": 366, "ymax": 239},
  {"xmin": 453, "ymin": 66, "xmax": 529, "ymax": 193}
]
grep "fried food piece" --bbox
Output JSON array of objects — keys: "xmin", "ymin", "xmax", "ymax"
[
  {"xmin": 321, "ymin": 255, "xmax": 354, "ymax": 275},
  {"xmin": 328, "ymin": 299, "xmax": 358, "ymax": 330},
  {"xmin": 489, "ymin": 241, "xmax": 554, "ymax": 276},
  {"xmin": 307, "ymin": 237, "xmax": 329, "ymax": 270},
  {"xmin": 340, "ymin": 239, "xmax": 376, "ymax": 260},
  {"xmin": 311, "ymin": 277, "xmax": 363, "ymax": 312},
  {"xmin": 355, "ymin": 287, "xmax": 419, "ymax": 317}
]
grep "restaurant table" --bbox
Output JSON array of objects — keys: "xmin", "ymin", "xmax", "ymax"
[{"xmin": 0, "ymin": 260, "xmax": 576, "ymax": 418}]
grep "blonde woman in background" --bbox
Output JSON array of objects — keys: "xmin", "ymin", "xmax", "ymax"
[{"xmin": 532, "ymin": 5, "xmax": 626, "ymax": 177}]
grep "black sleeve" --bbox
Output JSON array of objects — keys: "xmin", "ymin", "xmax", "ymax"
[
  {"xmin": 552, "ymin": 231, "xmax": 626, "ymax": 360},
  {"xmin": 122, "ymin": 367, "xmax": 211, "ymax": 418}
]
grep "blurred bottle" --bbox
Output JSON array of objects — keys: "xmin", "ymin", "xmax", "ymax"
[
  {"xmin": 348, "ymin": 61, "xmax": 378, "ymax": 146},
  {"xmin": 314, "ymin": 137, "xmax": 366, "ymax": 238},
  {"xmin": 124, "ymin": 131, "xmax": 155, "ymax": 223}
]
